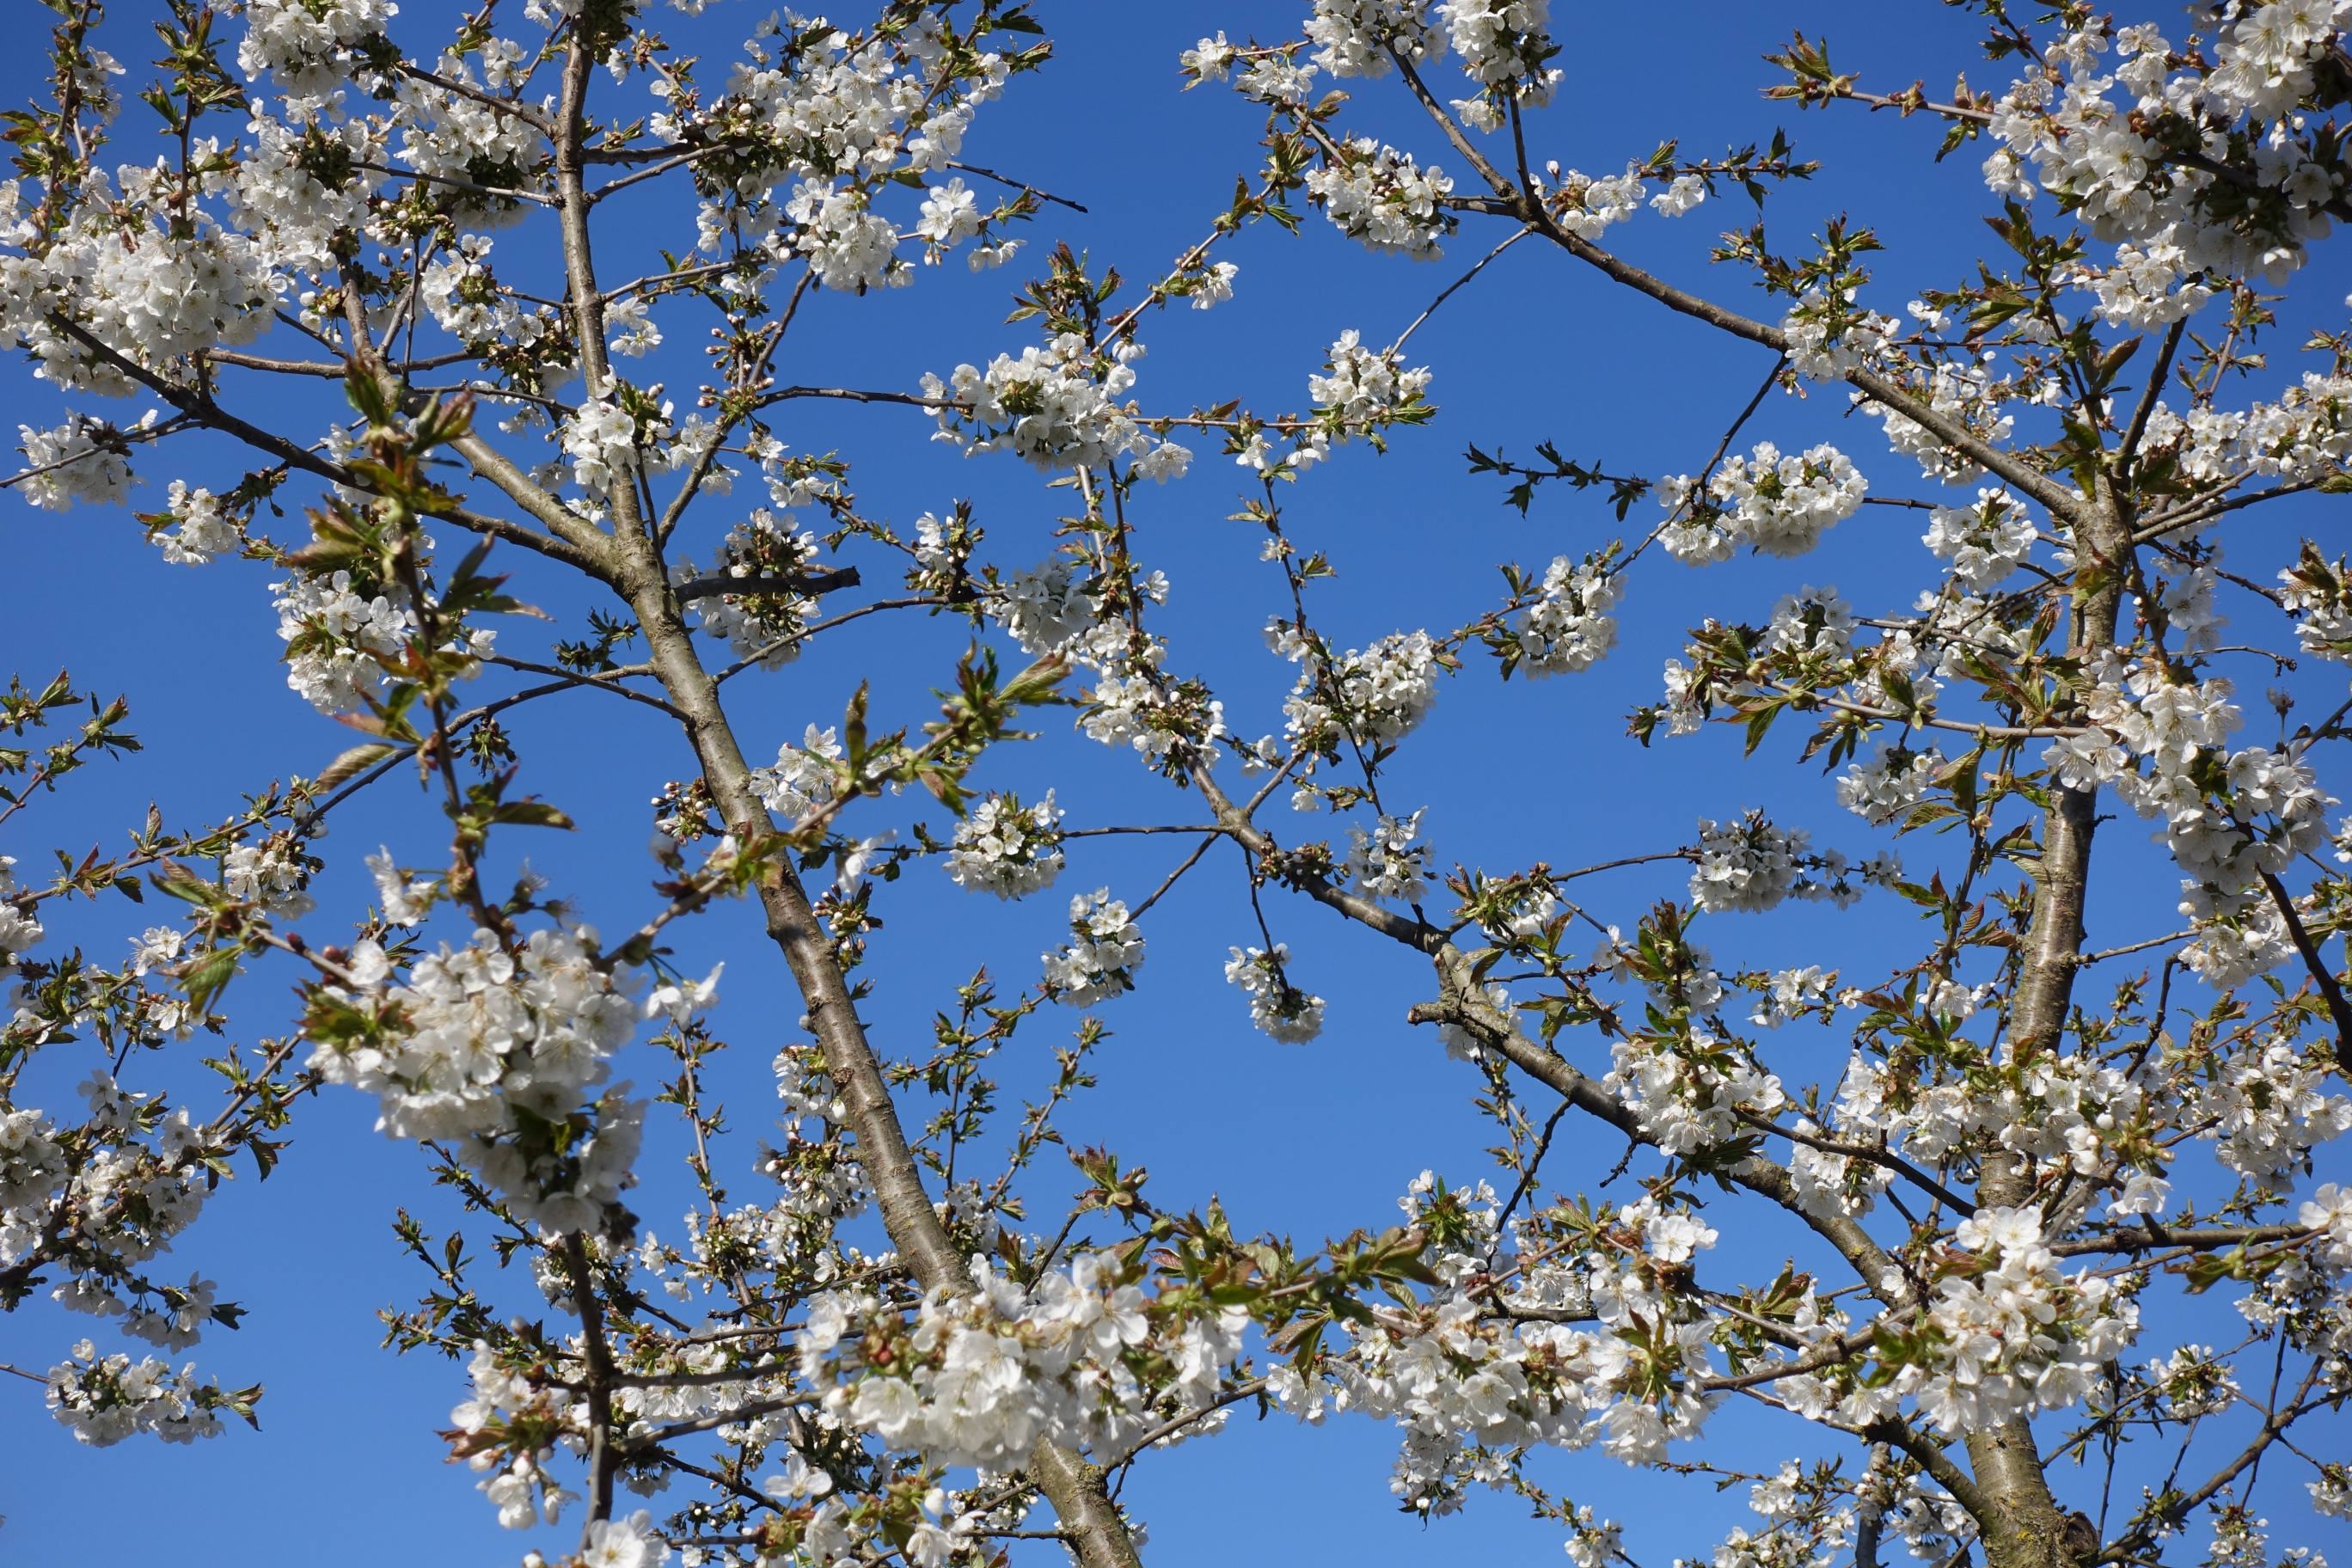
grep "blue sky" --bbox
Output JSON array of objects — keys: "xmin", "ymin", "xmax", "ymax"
[{"xmin": 4, "ymin": 1, "xmax": 2349, "ymax": 1562}]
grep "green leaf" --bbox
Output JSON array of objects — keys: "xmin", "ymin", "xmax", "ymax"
[
  {"xmin": 487, "ymin": 799, "xmax": 574, "ymax": 830},
  {"xmin": 316, "ymin": 741, "xmax": 401, "ymax": 792},
  {"xmin": 180, "ymin": 946, "xmax": 242, "ymax": 1012},
  {"xmin": 2090, "ymin": 335, "xmax": 2140, "ymax": 389}
]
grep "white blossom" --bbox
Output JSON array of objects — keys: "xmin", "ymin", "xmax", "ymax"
[
  {"xmin": 1225, "ymin": 944, "xmax": 1326, "ymax": 1043},
  {"xmin": 944, "ymin": 793, "xmax": 1064, "ymax": 899}
]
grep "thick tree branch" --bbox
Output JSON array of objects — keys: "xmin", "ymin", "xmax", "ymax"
[
  {"xmin": 671, "ymin": 567, "xmax": 861, "ymax": 602},
  {"xmin": 43, "ymin": 315, "xmax": 606, "ymax": 575}
]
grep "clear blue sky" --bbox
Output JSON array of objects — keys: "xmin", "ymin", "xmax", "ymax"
[{"xmin": 3, "ymin": 2, "xmax": 2347, "ymax": 1562}]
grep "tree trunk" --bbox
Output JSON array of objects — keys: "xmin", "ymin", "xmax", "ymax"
[
  {"xmin": 1963, "ymin": 486, "xmax": 2132, "ymax": 1568},
  {"xmin": 621, "ymin": 560, "xmax": 1144, "ymax": 1568}
]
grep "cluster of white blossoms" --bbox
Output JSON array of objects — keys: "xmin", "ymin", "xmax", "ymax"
[
  {"xmin": 2154, "ymin": 553, "xmax": 2226, "ymax": 656},
  {"xmin": 1751, "ymin": 965, "xmax": 1834, "ymax": 1029},
  {"xmin": 1239, "ymin": 48, "xmax": 1326, "ymax": 106},
  {"xmin": 1595, "ymin": 922, "xmax": 1729, "ymax": 1014},
  {"xmin": 1308, "ymin": 330, "xmax": 1430, "ymax": 424},
  {"xmin": 576, "ymin": 1512, "xmax": 671, "ymax": 1568},
  {"xmin": 0, "ymin": 172, "xmax": 273, "ymax": 396},
  {"xmin": 1041, "ymin": 890, "xmax": 1145, "ymax": 1006},
  {"xmin": 1983, "ymin": 14, "xmax": 2349, "ymax": 290},
  {"xmin": 2165, "ymin": 740, "xmax": 2335, "ymax": 892},
  {"xmin": 1788, "ymin": 1113, "xmax": 1885, "ymax": 1215},
  {"xmin": 1988, "ymin": 1052, "xmax": 2150, "ymax": 1180},
  {"xmin": 1688, "ymin": 812, "xmax": 1854, "ymax": 914},
  {"xmin": 1766, "ymin": 585, "xmax": 1855, "ymax": 657},
  {"xmin": 1439, "ymin": 0, "xmax": 1561, "ymax": 124},
  {"xmin": 675, "ymin": 7, "xmax": 1011, "ymax": 244},
  {"xmin": 0, "ymin": 855, "xmax": 46, "ymax": 990},
  {"xmin": 1798, "ymin": 1047, "xmax": 2118, "ymax": 1205},
  {"xmin": 1921, "ymin": 489, "xmax": 2036, "ymax": 588},
  {"xmin": 913, "ymin": 176, "xmax": 983, "ymax": 265},
  {"xmin": 1225, "ymin": 943, "xmax": 1326, "ymax": 1043},
  {"xmin": 1606, "ymin": 1026, "xmax": 1789, "ymax": 1156},
  {"xmin": 1908, "ymin": 592, "xmax": 2028, "ymax": 689},
  {"xmin": 2306, "ymin": 1184, "xmax": 2352, "ymax": 1270},
  {"xmin": 226, "ymin": 95, "xmax": 383, "ymax": 277},
  {"xmin": 2315, "ymin": 1462, "xmax": 2352, "ymax": 1522},
  {"xmin": 1306, "ymin": 138, "xmax": 1456, "ymax": 258},
  {"xmin": 304, "ymin": 928, "xmax": 650, "ymax": 1236},
  {"xmin": 1505, "ymin": 554, "xmax": 1621, "ymax": 676},
  {"xmin": 1180, "ymin": 33, "xmax": 1246, "ymax": 84},
  {"xmin": 985, "ymin": 557, "xmax": 1116, "ymax": 661},
  {"xmin": 223, "ymin": 836, "xmax": 315, "ymax": 918},
  {"xmin": 420, "ymin": 238, "xmax": 561, "ymax": 359},
  {"xmin": 146, "ymin": 481, "xmax": 240, "ymax": 567},
  {"xmin": 1706, "ymin": 1468, "xmax": 1851, "ymax": 1568},
  {"xmin": 2146, "ymin": 369, "xmax": 2352, "ymax": 493},
  {"xmin": 1306, "ymin": 0, "xmax": 1438, "ymax": 78},
  {"xmin": 1473, "ymin": 874, "xmax": 1560, "ymax": 946},
  {"xmin": 2044, "ymin": 652, "xmax": 2337, "ymax": 906},
  {"xmin": 1276, "ymin": 624, "xmax": 1443, "ymax": 750},
  {"xmin": 1344, "ymin": 809, "xmax": 1433, "ymax": 902},
  {"xmin": 783, "ymin": 178, "xmax": 910, "ymax": 291},
  {"xmin": 1182, "ymin": 257, "xmax": 1240, "ymax": 310},
  {"xmin": 943, "ymin": 792, "xmax": 1064, "ymax": 898},
  {"xmin": 1660, "ymin": 442, "xmax": 1866, "ymax": 563},
  {"xmin": 447, "ymin": 1339, "xmax": 585, "ymax": 1532},
  {"xmin": 2244, "ymin": 372, "xmax": 2352, "ymax": 482},
  {"xmin": 1656, "ymin": 648, "xmax": 1709, "ymax": 738},
  {"xmin": 561, "ymin": 379, "xmax": 664, "ymax": 499},
  {"xmin": 1857, "ymin": 360, "xmax": 2024, "ymax": 484},
  {"xmin": 671, "ymin": 511, "xmax": 823, "ymax": 669},
  {"xmin": 1891, "ymin": 1071, "xmax": 2043, "ymax": 1184},
  {"xmin": 270, "ymin": 568, "xmax": 413, "ymax": 715},
  {"xmin": 603, "ymin": 294, "xmax": 661, "ymax": 360},
  {"xmin": 1295, "ymin": 329, "xmax": 1436, "ymax": 467},
  {"xmin": 2180, "ymin": 896, "xmax": 2295, "ymax": 989},
  {"xmin": 922, "ymin": 334, "xmax": 1190, "ymax": 479},
  {"xmin": 696, "ymin": 15, "xmax": 933, "ymax": 177},
  {"xmin": 15, "ymin": 1081, "xmax": 223, "ymax": 1340},
  {"xmin": 1541, "ymin": 164, "xmax": 1651, "ymax": 241},
  {"xmin": 128, "ymin": 922, "xmax": 197, "ymax": 995},
  {"xmin": 15, "ymin": 413, "xmax": 144, "ymax": 511},
  {"xmin": 2073, "ymin": 233, "xmax": 2217, "ymax": 329},
  {"xmin": 799, "ymin": 1252, "xmax": 1245, "ymax": 1468},
  {"xmin": 1838, "ymin": 743, "xmax": 1943, "ymax": 826},
  {"xmin": 2180, "ymin": 1037, "xmax": 2352, "ymax": 1186},
  {"xmin": 1779, "ymin": 289, "xmax": 1897, "ymax": 380},
  {"xmin": 2144, "ymin": 1343, "xmax": 2239, "ymax": 1420},
  {"xmin": 1078, "ymin": 644, "xmax": 1230, "ymax": 777},
  {"xmin": 86, "ymin": 1262, "xmax": 215, "ymax": 1357},
  {"xmin": 386, "ymin": 43, "xmax": 540, "ymax": 227},
  {"xmin": 0, "ymin": 1104, "xmax": 67, "ymax": 1267},
  {"xmin": 750, "ymin": 725, "xmax": 845, "ymax": 826},
  {"xmin": 365, "ymin": 848, "xmax": 434, "ymax": 928},
  {"xmin": 237, "ymin": 0, "xmax": 397, "ymax": 95},
  {"xmin": 1889, "ymin": 1206, "xmax": 2141, "ymax": 1436},
  {"xmin": 2203, "ymin": 1508, "xmax": 2294, "ymax": 1568},
  {"xmin": 1289, "ymin": 1182, "xmax": 1724, "ymax": 1510},
  {"xmin": 44, "ymin": 1339, "xmax": 232, "ymax": 1448},
  {"xmin": 1295, "ymin": 0, "xmax": 1561, "ymax": 126},
  {"xmin": 1560, "ymin": 1507, "xmax": 1626, "ymax": 1568}
]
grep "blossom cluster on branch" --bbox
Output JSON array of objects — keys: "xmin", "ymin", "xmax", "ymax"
[{"xmin": 3, "ymin": 3, "xmax": 2352, "ymax": 1568}]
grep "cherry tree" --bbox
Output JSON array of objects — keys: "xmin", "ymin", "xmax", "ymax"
[{"xmin": 3, "ymin": 3, "xmax": 2350, "ymax": 1567}]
